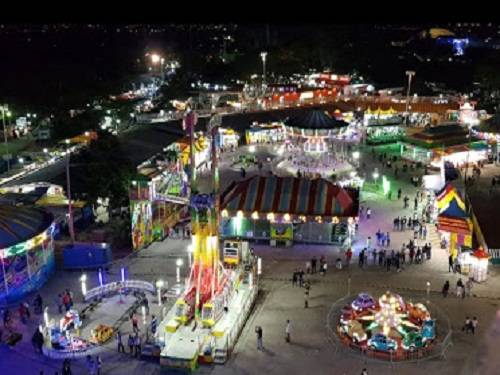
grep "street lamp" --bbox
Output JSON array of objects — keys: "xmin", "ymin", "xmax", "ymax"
[
  {"xmin": 0, "ymin": 105, "xmax": 11, "ymax": 171},
  {"xmin": 176, "ymin": 258, "xmax": 183, "ymax": 283},
  {"xmin": 405, "ymin": 71, "xmax": 416, "ymax": 126},
  {"xmin": 151, "ymin": 54, "xmax": 161, "ymax": 64},
  {"xmin": 372, "ymin": 171, "xmax": 380, "ymax": 188},
  {"xmin": 80, "ymin": 274, "xmax": 87, "ymax": 298},
  {"xmin": 260, "ymin": 51, "xmax": 268, "ymax": 87},
  {"xmin": 156, "ymin": 279, "xmax": 165, "ymax": 306}
]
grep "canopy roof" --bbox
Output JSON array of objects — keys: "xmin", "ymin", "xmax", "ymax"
[
  {"xmin": 437, "ymin": 216, "xmax": 472, "ymax": 235},
  {"xmin": 284, "ymin": 109, "xmax": 348, "ymax": 130},
  {"xmin": 0, "ymin": 205, "xmax": 54, "ymax": 249},
  {"xmin": 221, "ymin": 176, "xmax": 358, "ymax": 218},
  {"xmin": 437, "ymin": 184, "xmax": 466, "ymax": 212},
  {"xmin": 440, "ymin": 198, "xmax": 468, "ymax": 218}
]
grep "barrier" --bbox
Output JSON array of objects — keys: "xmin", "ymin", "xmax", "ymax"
[{"xmin": 84, "ymin": 280, "xmax": 155, "ymax": 302}]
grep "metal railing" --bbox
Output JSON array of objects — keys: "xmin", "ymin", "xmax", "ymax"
[{"xmin": 84, "ymin": 279, "xmax": 155, "ymax": 302}]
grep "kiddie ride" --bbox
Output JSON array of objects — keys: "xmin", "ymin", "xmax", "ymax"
[
  {"xmin": 156, "ymin": 112, "xmax": 258, "ymax": 373},
  {"xmin": 337, "ymin": 291, "xmax": 437, "ymax": 361}
]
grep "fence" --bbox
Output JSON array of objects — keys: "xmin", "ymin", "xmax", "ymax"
[
  {"xmin": 84, "ymin": 279, "xmax": 155, "ymax": 302},
  {"xmin": 326, "ymin": 292, "xmax": 453, "ymax": 364}
]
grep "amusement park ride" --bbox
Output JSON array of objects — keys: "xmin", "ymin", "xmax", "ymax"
[{"xmin": 157, "ymin": 104, "xmax": 258, "ymax": 371}]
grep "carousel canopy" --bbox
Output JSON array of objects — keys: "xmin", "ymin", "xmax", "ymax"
[
  {"xmin": 284, "ymin": 108, "xmax": 348, "ymax": 130},
  {"xmin": 437, "ymin": 184, "xmax": 465, "ymax": 212},
  {"xmin": 0, "ymin": 205, "xmax": 54, "ymax": 249},
  {"xmin": 221, "ymin": 176, "xmax": 358, "ymax": 218}
]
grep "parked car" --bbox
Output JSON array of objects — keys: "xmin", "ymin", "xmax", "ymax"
[
  {"xmin": 422, "ymin": 319, "xmax": 436, "ymax": 341},
  {"xmin": 351, "ymin": 293, "xmax": 376, "ymax": 311},
  {"xmin": 368, "ymin": 334, "xmax": 397, "ymax": 352},
  {"xmin": 402, "ymin": 331, "xmax": 425, "ymax": 351}
]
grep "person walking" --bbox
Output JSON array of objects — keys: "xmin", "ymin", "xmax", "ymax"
[
  {"xmin": 85, "ymin": 355, "xmax": 95, "ymax": 375},
  {"xmin": 397, "ymin": 188, "xmax": 402, "ymax": 200},
  {"xmin": 386, "ymin": 233, "xmax": 390, "ymax": 248},
  {"xmin": 95, "ymin": 356, "xmax": 102, "ymax": 375},
  {"xmin": 456, "ymin": 279, "xmax": 465, "ymax": 298},
  {"xmin": 442, "ymin": 281, "xmax": 450, "ymax": 298},
  {"xmin": 292, "ymin": 271, "xmax": 298, "ymax": 287},
  {"xmin": 134, "ymin": 333, "xmax": 142, "ymax": 358},
  {"xmin": 256, "ymin": 326, "xmax": 263, "ymax": 350},
  {"xmin": 128, "ymin": 334, "xmax": 134, "ymax": 355},
  {"xmin": 448, "ymin": 255, "xmax": 454, "ymax": 273},
  {"xmin": 366, "ymin": 207, "xmax": 371, "ymax": 219},
  {"xmin": 311, "ymin": 257, "xmax": 317, "ymax": 274},
  {"xmin": 150, "ymin": 315, "xmax": 158, "ymax": 336},
  {"xmin": 285, "ymin": 320, "xmax": 291, "ymax": 343},
  {"xmin": 62, "ymin": 359, "xmax": 72, "ymax": 375},
  {"xmin": 465, "ymin": 278, "xmax": 473, "ymax": 297},
  {"xmin": 116, "ymin": 330, "xmax": 125, "ymax": 353},
  {"xmin": 463, "ymin": 317, "xmax": 471, "ymax": 333},
  {"xmin": 471, "ymin": 317, "xmax": 478, "ymax": 335},
  {"xmin": 361, "ymin": 369, "xmax": 368, "ymax": 375},
  {"xmin": 345, "ymin": 248, "xmax": 353, "ymax": 267}
]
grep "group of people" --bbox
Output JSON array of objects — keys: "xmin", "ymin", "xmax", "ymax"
[
  {"xmin": 462, "ymin": 316, "xmax": 479, "ymax": 334},
  {"xmin": 441, "ymin": 278, "xmax": 473, "ymax": 299},
  {"xmin": 56, "ymin": 290, "xmax": 74, "ymax": 314}
]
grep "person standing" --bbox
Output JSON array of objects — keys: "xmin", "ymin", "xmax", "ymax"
[
  {"xmin": 463, "ymin": 317, "xmax": 471, "ymax": 333},
  {"xmin": 128, "ymin": 334, "xmax": 134, "ymax": 355},
  {"xmin": 345, "ymin": 248, "xmax": 353, "ymax": 266},
  {"xmin": 62, "ymin": 359, "xmax": 72, "ymax": 375},
  {"xmin": 116, "ymin": 330, "xmax": 125, "ymax": 353},
  {"xmin": 151, "ymin": 315, "xmax": 158, "ymax": 336},
  {"xmin": 256, "ymin": 326, "xmax": 263, "ymax": 350},
  {"xmin": 95, "ymin": 356, "xmax": 102, "ymax": 375},
  {"xmin": 386, "ymin": 232, "xmax": 390, "ymax": 248},
  {"xmin": 285, "ymin": 320, "xmax": 291, "ymax": 343},
  {"xmin": 85, "ymin": 355, "xmax": 95, "ymax": 375},
  {"xmin": 442, "ymin": 281, "xmax": 450, "ymax": 298},
  {"xmin": 134, "ymin": 333, "xmax": 141, "ymax": 358},
  {"xmin": 366, "ymin": 207, "xmax": 371, "ymax": 219},
  {"xmin": 471, "ymin": 317, "xmax": 478, "ymax": 335},
  {"xmin": 131, "ymin": 314, "xmax": 139, "ymax": 334},
  {"xmin": 361, "ymin": 369, "xmax": 368, "ymax": 375},
  {"xmin": 311, "ymin": 257, "xmax": 317, "ymax": 274}
]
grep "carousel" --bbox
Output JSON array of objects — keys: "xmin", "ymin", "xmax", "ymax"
[
  {"xmin": 277, "ymin": 109, "xmax": 356, "ymax": 179},
  {"xmin": 338, "ymin": 291, "xmax": 437, "ymax": 360}
]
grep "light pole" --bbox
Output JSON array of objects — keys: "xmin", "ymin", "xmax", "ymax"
[
  {"xmin": 260, "ymin": 51, "xmax": 267, "ymax": 94},
  {"xmin": 372, "ymin": 170, "xmax": 380, "ymax": 189},
  {"xmin": 156, "ymin": 279, "xmax": 165, "ymax": 306},
  {"xmin": 80, "ymin": 274, "xmax": 87, "ymax": 299},
  {"xmin": 65, "ymin": 139, "xmax": 75, "ymax": 244},
  {"xmin": 176, "ymin": 258, "xmax": 183, "ymax": 284},
  {"xmin": 0, "ymin": 105, "xmax": 11, "ymax": 172},
  {"xmin": 187, "ymin": 244, "xmax": 193, "ymax": 268},
  {"xmin": 405, "ymin": 71, "xmax": 416, "ymax": 126}
]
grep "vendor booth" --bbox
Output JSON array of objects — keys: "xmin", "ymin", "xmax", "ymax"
[
  {"xmin": 366, "ymin": 122, "xmax": 404, "ymax": 145},
  {"xmin": 436, "ymin": 184, "xmax": 473, "ymax": 270},
  {"xmin": 245, "ymin": 123, "xmax": 286, "ymax": 145},
  {"xmin": 220, "ymin": 176, "xmax": 359, "ymax": 246}
]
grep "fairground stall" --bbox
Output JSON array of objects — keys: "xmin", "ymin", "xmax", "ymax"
[
  {"xmin": 0, "ymin": 206, "xmax": 56, "ymax": 302},
  {"xmin": 217, "ymin": 128, "xmax": 240, "ymax": 151},
  {"xmin": 401, "ymin": 124, "xmax": 488, "ymax": 167},
  {"xmin": 129, "ymin": 136, "xmax": 210, "ymax": 250},
  {"xmin": 245, "ymin": 122, "xmax": 286, "ymax": 145},
  {"xmin": 220, "ymin": 176, "xmax": 359, "ymax": 246},
  {"xmin": 363, "ymin": 107, "xmax": 400, "ymax": 125},
  {"xmin": 435, "ymin": 184, "xmax": 473, "ymax": 269},
  {"xmin": 366, "ymin": 122, "xmax": 405, "ymax": 145}
]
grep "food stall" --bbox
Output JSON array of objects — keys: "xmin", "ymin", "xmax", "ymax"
[{"xmin": 470, "ymin": 247, "xmax": 491, "ymax": 282}]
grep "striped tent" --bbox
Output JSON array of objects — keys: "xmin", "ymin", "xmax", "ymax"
[{"xmin": 221, "ymin": 176, "xmax": 358, "ymax": 219}]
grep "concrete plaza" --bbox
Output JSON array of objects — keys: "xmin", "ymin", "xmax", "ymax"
[{"xmin": 2, "ymin": 144, "xmax": 500, "ymax": 375}]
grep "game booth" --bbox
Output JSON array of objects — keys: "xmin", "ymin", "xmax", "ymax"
[
  {"xmin": 220, "ymin": 176, "xmax": 359, "ymax": 246},
  {"xmin": 0, "ymin": 206, "xmax": 56, "ymax": 303},
  {"xmin": 401, "ymin": 124, "xmax": 488, "ymax": 167},
  {"xmin": 435, "ymin": 184, "xmax": 473, "ymax": 271},
  {"xmin": 245, "ymin": 122, "xmax": 286, "ymax": 145},
  {"xmin": 366, "ymin": 122, "xmax": 404, "ymax": 145}
]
